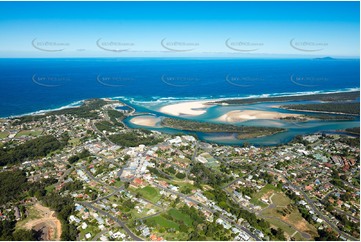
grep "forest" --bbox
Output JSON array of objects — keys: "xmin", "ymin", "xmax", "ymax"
[{"xmin": 0, "ymin": 135, "xmax": 63, "ymax": 166}]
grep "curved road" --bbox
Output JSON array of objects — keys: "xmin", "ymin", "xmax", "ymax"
[
  {"xmin": 279, "ymin": 173, "xmax": 358, "ymax": 241},
  {"xmin": 78, "ymin": 201, "xmax": 143, "ymax": 241}
]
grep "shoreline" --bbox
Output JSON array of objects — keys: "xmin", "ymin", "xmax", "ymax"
[
  {"xmin": 2, "ymin": 89, "xmax": 359, "ymax": 119},
  {"xmin": 279, "ymin": 107, "xmax": 360, "ymax": 116}
]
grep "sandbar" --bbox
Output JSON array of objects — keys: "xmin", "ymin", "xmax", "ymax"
[
  {"xmin": 129, "ymin": 116, "xmax": 160, "ymax": 127},
  {"xmin": 159, "ymin": 101, "xmax": 213, "ymax": 116},
  {"xmin": 217, "ymin": 110, "xmax": 302, "ymax": 123}
]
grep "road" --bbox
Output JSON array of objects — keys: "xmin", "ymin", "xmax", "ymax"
[
  {"xmin": 333, "ymin": 207, "xmax": 360, "ymax": 222},
  {"xmin": 78, "ymin": 201, "xmax": 143, "ymax": 241},
  {"xmin": 278, "ymin": 173, "xmax": 358, "ymax": 241},
  {"xmin": 91, "ymin": 185, "xmax": 125, "ymax": 203},
  {"xmin": 91, "ymin": 120, "xmax": 115, "ymax": 145},
  {"xmin": 152, "ymin": 183, "xmax": 261, "ymax": 241}
]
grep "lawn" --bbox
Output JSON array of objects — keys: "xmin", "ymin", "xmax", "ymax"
[
  {"xmin": 69, "ymin": 138, "xmax": 81, "ymax": 146},
  {"xmin": 137, "ymin": 186, "xmax": 161, "ymax": 203},
  {"xmin": 271, "ymin": 193, "xmax": 291, "ymax": 207},
  {"xmin": 250, "ymin": 184, "xmax": 280, "ymax": 208},
  {"xmin": 264, "ymin": 216, "xmax": 305, "ymax": 241},
  {"xmin": 260, "ymin": 192, "xmax": 317, "ymax": 240},
  {"xmin": 168, "ymin": 208, "xmax": 194, "ymax": 226},
  {"xmin": 0, "ymin": 131, "xmax": 9, "ymax": 139},
  {"xmin": 113, "ymin": 180, "xmax": 124, "ymax": 188},
  {"xmin": 147, "ymin": 215, "xmax": 179, "ymax": 230},
  {"xmin": 250, "ymin": 197, "xmax": 268, "ymax": 208},
  {"xmin": 252, "ymin": 184, "xmax": 280, "ymax": 200},
  {"xmin": 15, "ymin": 129, "xmax": 42, "ymax": 137}
]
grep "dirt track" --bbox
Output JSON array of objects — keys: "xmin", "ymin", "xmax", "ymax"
[{"xmin": 23, "ymin": 203, "xmax": 62, "ymax": 241}]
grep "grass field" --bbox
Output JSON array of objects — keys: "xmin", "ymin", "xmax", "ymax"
[
  {"xmin": 263, "ymin": 216, "xmax": 305, "ymax": 241},
  {"xmin": 113, "ymin": 180, "xmax": 124, "ymax": 188},
  {"xmin": 137, "ymin": 186, "xmax": 162, "ymax": 203},
  {"xmin": 15, "ymin": 129, "xmax": 42, "ymax": 137},
  {"xmin": 0, "ymin": 131, "xmax": 9, "ymax": 139},
  {"xmin": 271, "ymin": 193, "xmax": 290, "ymax": 207},
  {"xmin": 250, "ymin": 184, "xmax": 280, "ymax": 208},
  {"xmin": 168, "ymin": 208, "xmax": 193, "ymax": 226},
  {"xmin": 252, "ymin": 184, "xmax": 280, "ymax": 200},
  {"xmin": 260, "ymin": 192, "xmax": 317, "ymax": 240},
  {"xmin": 250, "ymin": 197, "xmax": 268, "ymax": 208},
  {"xmin": 69, "ymin": 138, "xmax": 81, "ymax": 146},
  {"xmin": 147, "ymin": 215, "xmax": 179, "ymax": 230}
]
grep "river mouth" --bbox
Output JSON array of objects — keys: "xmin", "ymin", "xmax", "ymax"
[{"xmin": 120, "ymin": 99, "xmax": 360, "ymax": 146}]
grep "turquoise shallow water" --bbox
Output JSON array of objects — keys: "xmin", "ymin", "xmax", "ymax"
[{"xmin": 121, "ymin": 99, "xmax": 360, "ymax": 146}]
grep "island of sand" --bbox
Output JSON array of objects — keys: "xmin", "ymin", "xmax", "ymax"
[
  {"xmin": 129, "ymin": 115, "xmax": 160, "ymax": 127},
  {"xmin": 217, "ymin": 110, "xmax": 303, "ymax": 123},
  {"xmin": 159, "ymin": 101, "xmax": 214, "ymax": 116}
]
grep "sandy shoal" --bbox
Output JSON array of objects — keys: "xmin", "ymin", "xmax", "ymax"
[
  {"xmin": 159, "ymin": 101, "xmax": 213, "ymax": 116},
  {"xmin": 217, "ymin": 110, "xmax": 302, "ymax": 122},
  {"xmin": 129, "ymin": 116, "xmax": 160, "ymax": 127}
]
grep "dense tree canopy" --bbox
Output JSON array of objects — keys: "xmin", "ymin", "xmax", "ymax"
[{"xmin": 0, "ymin": 135, "xmax": 62, "ymax": 166}]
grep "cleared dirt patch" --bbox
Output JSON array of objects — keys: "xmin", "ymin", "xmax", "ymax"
[{"xmin": 21, "ymin": 203, "xmax": 62, "ymax": 241}]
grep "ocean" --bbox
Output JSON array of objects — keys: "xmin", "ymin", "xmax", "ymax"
[{"xmin": 0, "ymin": 58, "xmax": 359, "ymax": 118}]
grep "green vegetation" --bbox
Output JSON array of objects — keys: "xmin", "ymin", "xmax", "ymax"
[
  {"xmin": 108, "ymin": 109, "xmax": 125, "ymax": 126},
  {"xmin": 109, "ymin": 130, "xmax": 162, "ymax": 147},
  {"xmin": 161, "ymin": 117, "xmax": 284, "ymax": 139},
  {"xmin": 0, "ymin": 131, "xmax": 9, "ymax": 139},
  {"xmin": 214, "ymin": 91, "xmax": 359, "ymax": 105},
  {"xmin": 345, "ymin": 127, "xmax": 360, "ymax": 134},
  {"xmin": 39, "ymin": 193, "xmax": 78, "ymax": 240},
  {"xmin": 260, "ymin": 192, "xmax": 317, "ymax": 239},
  {"xmin": 136, "ymin": 186, "xmax": 161, "ymax": 203},
  {"xmin": 201, "ymin": 185, "xmax": 287, "ymax": 240},
  {"xmin": 168, "ymin": 208, "xmax": 193, "ymax": 226},
  {"xmin": 11, "ymin": 115, "xmax": 45, "ymax": 126},
  {"xmin": 68, "ymin": 149, "xmax": 92, "ymax": 164},
  {"xmin": 0, "ymin": 135, "xmax": 63, "ymax": 166},
  {"xmin": 282, "ymin": 102, "xmax": 360, "ymax": 115},
  {"xmin": 0, "ymin": 170, "xmax": 77, "ymax": 240},
  {"xmin": 190, "ymin": 162, "xmax": 231, "ymax": 187},
  {"xmin": 49, "ymin": 99, "xmax": 107, "ymax": 118},
  {"xmin": 338, "ymin": 136, "xmax": 360, "ymax": 148},
  {"xmin": 60, "ymin": 180, "xmax": 84, "ymax": 193},
  {"xmin": 146, "ymin": 215, "xmax": 179, "ymax": 230},
  {"xmin": 0, "ymin": 221, "xmax": 38, "ymax": 241},
  {"xmin": 0, "ymin": 170, "xmax": 27, "ymax": 204},
  {"xmin": 95, "ymin": 121, "xmax": 117, "ymax": 132},
  {"xmin": 15, "ymin": 129, "xmax": 43, "ymax": 138},
  {"xmin": 315, "ymin": 229, "xmax": 341, "ymax": 241},
  {"xmin": 11, "ymin": 99, "xmax": 108, "ymax": 125}
]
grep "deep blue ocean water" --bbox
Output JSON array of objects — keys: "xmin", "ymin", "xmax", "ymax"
[{"xmin": 0, "ymin": 58, "xmax": 359, "ymax": 117}]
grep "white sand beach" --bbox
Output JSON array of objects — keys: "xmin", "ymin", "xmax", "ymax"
[
  {"xmin": 159, "ymin": 101, "xmax": 213, "ymax": 116},
  {"xmin": 129, "ymin": 116, "xmax": 160, "ymax": 127},
  {"xmin": 217, "ymin": 110, "xmax": 302, "ymax": 122}
]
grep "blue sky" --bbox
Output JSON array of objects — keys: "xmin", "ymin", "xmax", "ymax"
[{"xmin": 0, "ymin": 1, "xmax": 359, "ymax": 58}]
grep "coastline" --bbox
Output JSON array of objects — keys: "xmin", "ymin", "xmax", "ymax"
[
  {"xmin": 279, "ymin": 107, "xmax": 360, "ymax": 116},
  {"xmin": 2, "ymin": 88, "xmax": 359, "ymax": 119}
]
